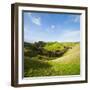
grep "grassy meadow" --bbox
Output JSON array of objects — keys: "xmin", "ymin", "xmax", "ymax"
[{"xmin": 24, "ymin": 41, "xmax": 80, "ymax": 77}]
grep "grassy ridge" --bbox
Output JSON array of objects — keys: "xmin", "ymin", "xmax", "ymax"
[
  {"xmin": 43, "ymin": 42, "xmax": 78, "ymax": 51},
  {"xmin": 48, "ymin": 45, "xmax": 80, "ymax": 75},
  {"xmin": 24, "ymin": 42, "xmax": 80, "ymax": 77}
]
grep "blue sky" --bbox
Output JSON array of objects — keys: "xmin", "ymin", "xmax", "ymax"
[{"xmin": 23, "ymin": 11, "xmax": 80, "ymax": 43}]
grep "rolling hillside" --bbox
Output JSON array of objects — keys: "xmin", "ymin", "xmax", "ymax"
[
  {"xmin": 52, "ymin": 44, "xmax": 80, "ymax": 64},
  {"xmin": 47, "ymin": 44, "xmax": 80, "ymax": 76},
  {"xmin": 24, "ymin": 42, "xmax": 80, "ymax": 77}
]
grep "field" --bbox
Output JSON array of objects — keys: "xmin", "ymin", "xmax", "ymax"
[{"xmin": 24, "ymin": 41, "xmax": 80, "ymax": 77}]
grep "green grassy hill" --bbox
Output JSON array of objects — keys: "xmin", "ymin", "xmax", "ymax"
[
  {"xmin": 43, "ymin": 42, "xmax": 78, "ymax": 51},
  {"xmin": 47, "ymin": 44, "xmax": 80, "ymax": 76},
  {"xmin": 24, "ymin": 42, "xmax": 80, "ymax": 77},
  {"xmin": 52, "ymin": 44, "xmax": 80, "ymax": 63}
]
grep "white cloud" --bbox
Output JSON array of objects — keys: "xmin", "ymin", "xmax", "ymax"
[
  {"xmin": 51, "ymin": 25, "xmax": 55, "ymax": 29},
  {"xmin": 59, "ymin": 30, "xmax": 80, "ymax": 42},
  {"xmin": 63, "ymin": 30, "xmax": 79, "ymax": 37},
  {"xmin": 65, "ymin": 15, "xmax": 80, "ymax": 24},
  {"xmin": 32, "ymin": 17, "xmax": 41, "ymax": 26},
  {"xmin": 25, "ymin": 12, "xmax": 41, "ymax": 26},
  {"xmin": 45, "ymin": 25, "xmax": 56, "ymax": 32},
  {"xmin": 70, "ymin": 15, "xmax": 80, "ymax": 23}
]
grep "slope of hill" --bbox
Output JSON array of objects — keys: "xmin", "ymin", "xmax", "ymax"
[
  {"xmin": 52, "ymin": 44, "xmax": 80, "ymax": 64},
  {"xmin": 43, "ymin": 42, "xmax": 78, "ymax": 51},
  {"xmin": 47, "ymin": 44, "xmax": 80, "ymax": 76},
  {"xmin": 24, "ymin": 42, "xmax": 80, "ymax": 77}
]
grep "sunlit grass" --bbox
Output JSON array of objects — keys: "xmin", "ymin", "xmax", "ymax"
[{"xmin": 24, "ymin": 42, "xmax": 80, "ymax": 77}]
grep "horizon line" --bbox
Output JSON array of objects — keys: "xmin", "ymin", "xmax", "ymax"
[{"xmin": 24, "ymin": 40, "xmax": 80, "ymax": 43}]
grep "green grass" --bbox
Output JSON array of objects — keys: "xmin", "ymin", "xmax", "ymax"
[
  {"xmin": 44, "ymin": 42, "xmax": 64, "ymax": 51},
  {"xmin": 24, "ymin": 42, "xmax": 80, "ymax": 77},
  {"xmin": 48, "ymin": 45, "xmax": 80, "ymax": 76},
  {"xmin": 43, "ymin": 42, "xmax": 77, "ymax": 51}
]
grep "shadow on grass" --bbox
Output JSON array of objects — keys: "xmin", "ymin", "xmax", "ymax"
[
  {"xmin": 25, "ymin": 57, "xmax": 51, "ymax": 68},
  {"xmin": 24, "ymin": 57, "xmax": 51, "ymax": 76}
]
